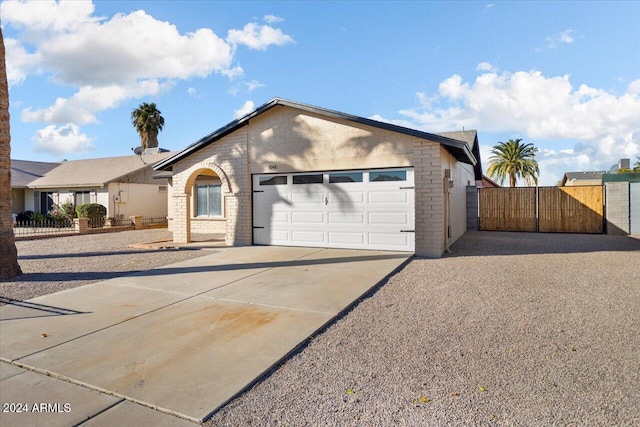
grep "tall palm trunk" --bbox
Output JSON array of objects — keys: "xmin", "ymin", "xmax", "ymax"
[{"xmin": 0, "ymin": 27, "xmax": 22, "ymax": 280}]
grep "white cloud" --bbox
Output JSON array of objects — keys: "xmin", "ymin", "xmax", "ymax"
[
  {"xmin": 233, "ymin": 100, "xmax": 255, "ymax": 119},
  {"xmin": 476, "ymin": 62, "xmax": 497, "ymax": 72},
  {"xmin": 22, "ymin": 80, "xmax": 172, "ymax": 125},
  {"xmin": 33, "ymin": 123, "xmax": 93, "ymax": 155},
  {"xmin": 1, "ymin": 1, "xmax": 293, "ymax": 155},
  {"xmin": 3, "ymin": 38, "xmax": 41, "ymax": 85},
  {"xmin": 538, "ymin": 29, "xmax": 575, "ymax": 51},
  {"xmin": 227, "ymin": 23, "xmax": 294, "ymax": 50},
  {"xmin": 187, "ymin": 87, "xmax": 200, "ymax": 98},
  {"xmin": 263, "ymin": 14, "xmax": 284, "ymax": 24},
  {"xmin": 383, "ymin": 70, "xmax": 640, "ymax": 184},
  {"xmin": 228, "ymin": 79, "xmax": 266, "ymax": 95}
]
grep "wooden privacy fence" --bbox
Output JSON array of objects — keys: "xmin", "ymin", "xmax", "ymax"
[{"xmin": 478, "ymin": 186, "xmax": 604, "ymax": 233}]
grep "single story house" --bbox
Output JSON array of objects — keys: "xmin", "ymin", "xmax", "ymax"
[
  {"xmin": 15, "ymin": 151, "xmax": 173, "ymax": 218},
  {"xmin": 155, "ymin": 98, "xmax": 482, "ymax": 257},
  {"xmin": 10, "ymin": 159, "xmax": 60, "ymax": 214},
  {"xmin": 560, "ymin": 171, "xmax": 606, "ymax": 186}
]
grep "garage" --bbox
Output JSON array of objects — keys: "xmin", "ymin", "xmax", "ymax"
[{"xmin": 252, "ymin": 168, "xmax": 415, "ymax": 251}]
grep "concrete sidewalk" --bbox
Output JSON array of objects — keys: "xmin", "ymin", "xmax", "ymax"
[{"xmin": 0, "ymin": 246, "xmax": 410, "ymax": 426}]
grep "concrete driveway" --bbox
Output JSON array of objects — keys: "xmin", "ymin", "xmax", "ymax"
[{"xmin": 0, "ymin": 246, "xmax": 410, "ymax": 426}]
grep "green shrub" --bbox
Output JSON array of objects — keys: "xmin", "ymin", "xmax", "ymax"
[
  {"xmin": 76, "ymin": 203, "xmax": 107, "ymax": 219},
  {"xmin": 29, "ymin": 212, "xmax": 50, "ymax": 223}
]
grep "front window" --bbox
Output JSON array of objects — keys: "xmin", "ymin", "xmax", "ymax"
[
  {"xmin": 75, "ymin": 191, "xmax": 92, "ymax": 205},
  {"xmin": 196, "ymin": 184, "xmax": 221, "ymax": 216}
]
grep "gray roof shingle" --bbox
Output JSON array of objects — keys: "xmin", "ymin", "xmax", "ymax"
[
  {"xmin": 26, "ymin": 152, "xmax": 173, "ymax": 188},
  {"xmin": 11, "ymin": 159, "xmax": 60, "ymax": 188}
]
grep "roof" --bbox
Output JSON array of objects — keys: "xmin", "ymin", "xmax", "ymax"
[
  {"xmin": 154, "ymin": 98, "xmax": 479, "ymax": 172},
  {"xmin": 437, "ymin": 130, "xmax": 483, "ymax": 180},
  {"xmin": 27, "ymin": 152, "xmax": 174, "ymax": 189},
  {"xmin": 11, "ymin": 159, "xmax": 60, "ymax": 188},
  {"xmin": 561, "ymin": 171, "xmax": 606, "ymax": 185}
]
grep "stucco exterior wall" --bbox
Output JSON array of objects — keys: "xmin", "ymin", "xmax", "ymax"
[
  {"xmin": 108, "ymin": 182, "xmax": 168, "ymax": 218},
  {"xmin": 441, "ymin": 147, "xmax": 475, "ymax": 246},
  {"xmin": 248, "ymin": 107, "xmax": 413, "ymax": 174}
]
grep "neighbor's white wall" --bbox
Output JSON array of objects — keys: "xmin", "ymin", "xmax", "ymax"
[{"xmin": 108, "ymin": 182, "xmax": 168, "ymax": 218}]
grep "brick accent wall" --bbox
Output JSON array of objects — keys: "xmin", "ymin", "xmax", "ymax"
[
  {"xmin": 170, "ymin": 128, "xmax": 251, "ymax": 244},
  {"xmin": 190, "ymin": 218, "xmax": 226, "ymax": 234},
  {"xmin": 412, "ymin": 140, "xmax": 444, "ymax": 258}
]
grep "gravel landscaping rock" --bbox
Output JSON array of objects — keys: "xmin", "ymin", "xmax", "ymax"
[
  {"xmin": 207, "ymin": 231, "xmax": 640, "ymax": 426},
  {"xmin": 0, "ymin": 230, "xmax": 210, "ymax": 302}
]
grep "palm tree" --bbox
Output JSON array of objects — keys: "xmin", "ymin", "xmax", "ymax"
[
  {"xmin": 0, "ymin": 27, "xmax": 22, "ymax": 280},
  {"xmin": 487, "ymin": 139, "xmax": 539, "ymax": 187},
  {"xmin": 131, "ymin": 102, "xmax": 164, "ymax": 149}
]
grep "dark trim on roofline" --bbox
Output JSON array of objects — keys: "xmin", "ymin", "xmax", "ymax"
[{"xmin": 154, "ymin": 98, "xmax": 478, "ymax": 171}]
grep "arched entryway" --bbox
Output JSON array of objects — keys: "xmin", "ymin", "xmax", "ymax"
[{"xmin": 172, "ymin": 161, "xmax": 233, "ymax": 244}]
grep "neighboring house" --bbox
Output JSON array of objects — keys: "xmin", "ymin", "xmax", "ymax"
[
  {"xmin": 15, "ymin": 152, "xmax": 173, "ymax": 218},
  {"xmin": 154, "ymin": 98, "xmax": 482, "ymax": 258},
  {"xmin": 477, "ymin": 175, "xmax": 501, "ymax": 188},
  {"xmin": 10, "ymin": 159, "xmax": 60, "ymax": 214},
  {"xmin": 560, "ymin": 171, "xmax": 606, "ymax": 186}
]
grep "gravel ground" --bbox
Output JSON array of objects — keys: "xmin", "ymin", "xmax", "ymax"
[
  {"xmin": 0, "ymin": 230, "xmax": 210, "ymax": 302},
  {"xmin": 207, "ymin": 232, "xmax": 640, "ymax": 426}
]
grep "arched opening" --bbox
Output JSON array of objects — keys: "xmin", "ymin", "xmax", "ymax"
[{"xmin": 174, "ymin": 162, "xmax": 232, "ymax": 244}]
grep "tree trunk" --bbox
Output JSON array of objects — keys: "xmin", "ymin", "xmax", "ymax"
[
  {"xmin": 509, "ymin": 173, "xmax": 516, "ymax": 188},
  {"xmin": 0, "ymin": 28, "xmax": 22, "ymax": 280}
]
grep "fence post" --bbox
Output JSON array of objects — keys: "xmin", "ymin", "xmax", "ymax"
[
  {"xmin": 74, "ymin": 218, "xmax": 89, "ymax": 234},
  {"xmin": 130, "ymin": 215, "xmax": 143, "ymax": 230}
]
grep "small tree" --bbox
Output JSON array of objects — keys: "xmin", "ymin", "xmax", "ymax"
[{"xmin": 487, "ymin": 139, "xmax": 540, "ymax": 187}]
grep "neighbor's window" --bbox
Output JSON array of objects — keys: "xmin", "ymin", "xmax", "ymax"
[
  {"xmin": 196, "ymin": 184, "xmax": 222, "ymax": 216},
  {"xmin": 369, "ymin": 170, "xmax": 406, "ymax": 182},
  {"xmin": 293, "ymin": 174, "xmax": 323, "ymax": 184},
  {"xmin": 75, "ymin": 191, "xmax": 92, "ymax": 205},
  {"xmin": 329, "ymin": 172, "xmax": 363, "ymax": 183},
  {"xmin": 259, "ymin": 175, "xmax": 287, "ymax": 186}
]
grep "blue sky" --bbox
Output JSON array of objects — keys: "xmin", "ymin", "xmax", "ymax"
[{"xmin": 2, "ymin": 0, "xmax": 639, "ymax": 185}]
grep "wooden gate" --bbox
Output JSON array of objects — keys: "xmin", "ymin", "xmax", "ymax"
[
  {"xmin": 479, "ymin": 186, "xmax": 603, "ymax": 233},
  {"xmin": 538, "ymin": 187, "xmax": 603, "ymax": 233},
  {"xmin": 479, "ymin": 188, "xmax": 536, "ymax": 231}
]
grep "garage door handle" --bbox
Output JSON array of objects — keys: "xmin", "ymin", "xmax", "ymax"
[
  {"xmin": 325, "ymin": 197, "xmax": 328, "ymax": 205},
  {"xmin": 399, "ymin": 186, "xmax": 414, "ymax": 189},
  {"xmin": 400, "ymin": 230, "xmax": 415, "ymax": 233}
]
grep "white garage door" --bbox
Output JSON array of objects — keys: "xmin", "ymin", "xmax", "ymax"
[{"xmin": 252, "ymin": 168, "xmax": 414, "ymax": 251}]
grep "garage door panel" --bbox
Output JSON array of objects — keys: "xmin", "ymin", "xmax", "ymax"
[
  {"xmin": 292, "ymin": 230, "xmax": 325, "ymax": 244},
  {"xmin": 369, "ymin": 212, "xmax": 409, "ymax": 225},
  {"xmin": 291, "ymin": 212, "xmax": 325, "ymax": 224},
  {"xmin": 291, "ymin": 192, "xmax": 325, "ymax": 204},
  {"xmin": 369, "ymin": 191, "xmax": 408, "ymax": 203},
  {"xmin": 328, "ymin": 231, "xmax": 365, "ymax": 244},
  {"xmin": 328, "ymin": 212, "xmax": 365, "ymax": 224},
  {"xmin": 328, "ymin": 191, "xmax": 365, "ymax": 204},
  {"xmin": 369, "ymin": 232, "xmax": 409, "ymax": 247},
  {"xmin": 270, "ymin": 211, "xmax": 290, "ymax": 224}
]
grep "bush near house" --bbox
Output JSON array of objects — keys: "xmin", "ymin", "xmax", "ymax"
[
  {"xmin": 76, "ymin": 203, "xmax": 107, "ymax": 228},
  {"xmin": 75, "ymin": 203, "xmax": 107, "ymax": 219}
]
